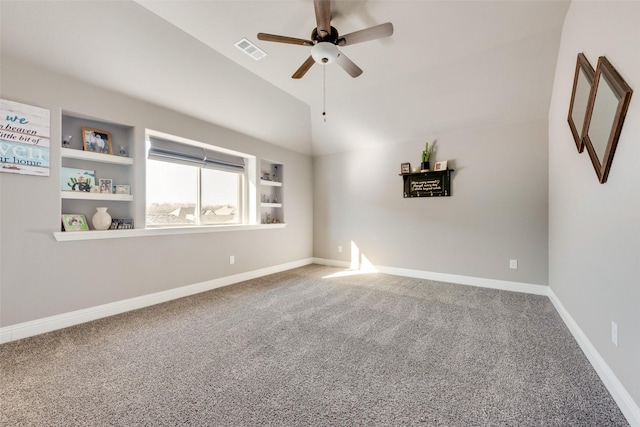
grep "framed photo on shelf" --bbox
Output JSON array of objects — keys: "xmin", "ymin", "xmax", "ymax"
[
  {"xmin": 114, "ymin": 184, "xmax": 130, "ymax": 195},
  {"xmin": 82, "ymin": 127, "xmax": 113, "ymax": 155},
  {"xmin": 61, "ymin": 167, "xmax": 95, "ymax": 192},
  {"xmin": 110, "ymin": 218, "xmax": 134, "ymax": 230},
  {"xmin": 434, "ymin": 160, "xmax": 448, "ymax": 171},
  {"xmin": 61, "ymin": 214, "xmax": 89, "ymax": 231},
  {"xmin": 98, "ymin": 178, "xmax": 113, "ymax": 194},
  {"xmin": 400, "ymin": 162, "xmax": 411, "ymax": 174}
]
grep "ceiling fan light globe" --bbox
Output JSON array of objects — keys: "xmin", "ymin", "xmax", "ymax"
[{"xmin": 311, "ymin": 42, "xmax": 339, "ymax": 64}]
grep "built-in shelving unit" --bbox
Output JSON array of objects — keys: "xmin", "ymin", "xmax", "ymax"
[
  {"xmin": 260, "ymin": 160, "xmax": 284, "ymax": 224},
  {"xmin": 57, "ymin": 114, "xmax": 287, "ymax": 235},
  {"xmin": 60, "ymin": 114, "xmax": 135, "ymax": 230}
]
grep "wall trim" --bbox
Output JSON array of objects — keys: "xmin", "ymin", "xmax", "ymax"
[
  {"xmin": 377, "ymin": 265, "xmax": 548, "ymax": 295},
  {"xmin": 313, "ymin": 258, "xmax": 548, "ymax": 295},
  {"xmin": 312, "ymin": 257, "xmax": 352, "ymax": 269},
  {"xmin": 548, "ymin": 289, "xmax": 640, "ymax": 427},
  {"xmin": 0, "ymin": 258, "xmax": 314, "ymax": 344}
]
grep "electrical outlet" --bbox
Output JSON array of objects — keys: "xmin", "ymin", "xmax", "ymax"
[
  {"xmin": 611, "ymin": 321, "xmax": 618, "ymax": 347},
  {"xmin": 338, "ymin": 245, "xmax": 343, "ymax": 253},
  {"xmin": 509, "ymin": 259, "xmax": 518, "ymax": 269},
  {"xmin": 229, "ymin": 255, "xmax": 235, "ymax": 265}
]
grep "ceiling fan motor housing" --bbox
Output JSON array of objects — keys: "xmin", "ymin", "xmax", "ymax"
[{"xmin": 311, "ymin": 42, "xmax": 339, "ymax": 64}]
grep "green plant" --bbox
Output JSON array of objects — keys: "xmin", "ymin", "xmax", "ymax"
[{"xmin": 421, "ymin": 142, "xmax": 430, "ymax": 163}]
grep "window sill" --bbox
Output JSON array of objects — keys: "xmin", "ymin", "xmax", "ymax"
[{"xmin": 53, "ymin": 223, "xmax": 286, "ymax": 241}]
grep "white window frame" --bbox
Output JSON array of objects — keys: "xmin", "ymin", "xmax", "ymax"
[{"xmin": 145, "ymin": 129, "xmax": 255, "ymax": 228}]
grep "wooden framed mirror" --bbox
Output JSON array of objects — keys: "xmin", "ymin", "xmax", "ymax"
[
  {"xmin": 568, "ymin": 53, "xmax": 595, "ymax": 153},
  {"xmin": 582, "ymin": 56, "xmax": 633, "ymax": 183}
]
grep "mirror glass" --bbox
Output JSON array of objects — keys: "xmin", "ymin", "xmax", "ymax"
[
  {"xmin": 568, "ymin": 53, "xmax": 595, "ymax": 152},
  {"xmin": 583, "ymin": 56, "xmax": 633, "ymax": 183},
  {"xmin": 589, "ymin": 73, "xmax": 619, "ymax": 162}
]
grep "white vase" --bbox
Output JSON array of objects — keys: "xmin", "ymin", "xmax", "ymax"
[{"xmin": 92, "ymin": 207, "xmax": 112, "ymax": 230}]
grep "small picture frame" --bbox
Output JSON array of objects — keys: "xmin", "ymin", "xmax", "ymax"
[
  {"xmin": 434, "ymin": 161, "xmax": 448, "ymax": 171},
  {"xmin": 115, "ymin": 184, "xmax": 130, "ymax": 195},
  {"xmin": 61, "ymin": 214, "xmax": 89, "ymax": 231},
  {"xmin": 98, "ymin": 178, "xmax": 113, "ymax": 194},
  {"xmin": 82, "ymin": 127, "xmax": 113, "ymax": 155},
  {"xmin": 110, "ymin": 218, "xmax": 134, "ymax": 230},
  {"xmin": 61, "ymin": 167, "xmax": 95, "ymax": 192},
  {"xmin": 400, "ymin": 162, "xmax": 411, "ymax": 174}
]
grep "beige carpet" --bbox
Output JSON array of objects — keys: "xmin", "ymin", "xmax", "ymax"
[{"xmin": 0, "ymin": 265, "xmax": 629, "ymax": 425}]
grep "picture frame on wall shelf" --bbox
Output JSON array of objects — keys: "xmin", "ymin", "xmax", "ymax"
[
  {"xmin": 400, "ymin": 163, "xmax": 411, "ymax": 174},
  {"xmin": 82, "ymin": 127, "xmax": 113, "ymax": 155},
  {"xmin": 110, "ymin": 218, "xmax": 134, "ymax": 230},
  {"xmin": 61, "ymin": 214, "xmax": 89, "ymax": 231},
  {"xmin": 61, "ymin": 167, "xmax": 95, "ymax": 192},
  {"xmin": 98, "ymin": 178, "xmax": 113, "ymax": 194},
  {"xmin": 434, "ymin": 161, "xmax": 448, "ymax": 171},
  {"xmin": 115, "ymin": 184, "xmax": 130, "ymax": 195}
]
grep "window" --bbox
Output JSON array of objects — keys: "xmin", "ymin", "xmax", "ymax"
[{"xmin": 146, "ymin": 133, "xmax": 248, "ymax": 227}]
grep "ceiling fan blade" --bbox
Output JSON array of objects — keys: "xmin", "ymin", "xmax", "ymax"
[
  {"xmin": 292, "ymin": 56, "xmax": 316, "ymax": 79},
  {"xmin": 314, "ymin": 0, "xmax": 331, "ymax": 38},
  {"xmin": 338, "ymin": 22, "xmax": 394, "ymax": 46},
  {"xmin": 335, "ymin": 52, "xmax": 363, "ymax": 78},
  {"xmin": 257, "ymin": 33, "xmax": 313, "ymax": 46}
]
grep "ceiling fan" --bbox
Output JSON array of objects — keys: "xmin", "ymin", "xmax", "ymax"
[{"xmin": 257, "ymin": 0, "xmax": 393, "ymax": 79}]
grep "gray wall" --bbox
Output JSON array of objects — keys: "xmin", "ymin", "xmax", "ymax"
[
  {"xmin": 548, "ymin": 1, "xmax": 640, "ymax": 406},
  {"xmin": 0, "ymin": 55, "xmax": 313, "ymax": 326},
  {"xmin": 314, "ymin": 118, "xmax": 549, "ymax": 286}
]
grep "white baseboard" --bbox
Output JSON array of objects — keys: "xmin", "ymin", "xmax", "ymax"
[
  {"xmin": 548, "ymin": 289, "xmax": 640, "ymax": 427},
  {"xmin": 313, "ymin": 258, "xmax": 547, "ymax": 295},
  {"xmin": 0, "ymin": 258, "xmax": 314, "ymax": 344},
  {"xmin": 312, "ymin": 257, "xmax": 351, "ymax": 269},
  {"xmin": 377, "ymin": 265, "xmax": 548, "ymax": 295}
]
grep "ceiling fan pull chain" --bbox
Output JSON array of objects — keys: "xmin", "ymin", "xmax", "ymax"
[{"xmin": 323, "ymin": 65, "xmax": 327, "ymax": 122}]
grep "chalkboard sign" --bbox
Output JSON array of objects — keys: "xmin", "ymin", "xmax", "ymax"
[{"xmin": 402, "ymin": 169, "xmax": 453, "ymax": 198}]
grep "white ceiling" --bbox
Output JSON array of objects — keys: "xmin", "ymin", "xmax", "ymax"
[{"xmin": 1, "ymin": 0, "xmax": 570, "ymax": 156}]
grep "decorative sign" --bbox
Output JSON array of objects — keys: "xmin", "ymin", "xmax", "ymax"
[
  {"xmin": 402, "ymin": 169, "xmax": 452, "ymax": 198},
  {"xmin": 0, "ymin": 99, "xmax": 51, "ymax": 176}
]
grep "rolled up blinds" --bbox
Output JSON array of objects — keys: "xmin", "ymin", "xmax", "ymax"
[
  {"xmin": 204, "ymin": 149, "xmax": 245, "ymax": 173},
  {"xmin": 148, "ymin": 136, "xmax": 245, "ymax": 172}
]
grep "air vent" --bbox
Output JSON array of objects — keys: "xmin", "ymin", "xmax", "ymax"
[{"xmin": 234, "ymin": 38, "xmax": 267, "ymax": 61}]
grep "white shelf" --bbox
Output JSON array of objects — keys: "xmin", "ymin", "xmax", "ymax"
[
  {"xmin": 261, "ymin": 203, "xmax": 283, "ymax": 208},
  {"xmin": 61, "ymin": 147, "xmax": 133, "ymax": 165},
  {"xmin": 53, "ymin": 223, "xmax": 287, "ymax": 241},
  {"xmin": 61, "ymin": 191, "xmax": 133, "ymax": 201},
  {"xmin": 260, "ymin": 179, "xmax": 282, "ymax": 187}
]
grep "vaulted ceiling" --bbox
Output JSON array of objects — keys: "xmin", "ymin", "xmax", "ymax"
[{"xmin": 1, "ymin": 1, "xmax": 569, "ymax": 156}]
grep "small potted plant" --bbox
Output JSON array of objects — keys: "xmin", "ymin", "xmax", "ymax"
[{"xmin": 421, "ymin": 142, "xmax": 430, "ymax": 171}]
